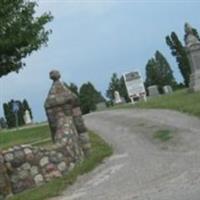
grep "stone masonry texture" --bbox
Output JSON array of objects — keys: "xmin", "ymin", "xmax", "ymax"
[{"xmin": 0, "ymin": 70, "xmax": 91, "ymax": 199}]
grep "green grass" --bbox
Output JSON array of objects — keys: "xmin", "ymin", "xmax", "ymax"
[
  {"xmin": 111, "ymin": 89, "xmax": 200, "ymax": 118},
  {"xmin": 153, "ymin": 130, "xmax": 172, "ymax": 142},
  {"xmin": 9, "ymin": 131, "xmax": 112, "ymax": 200},
  {"xmin": 0, "ymin": 125, "xmax": 50, "ymax": 149}
]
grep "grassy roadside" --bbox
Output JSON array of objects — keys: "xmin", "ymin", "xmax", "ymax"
[
  {"xmin": 110, "ymin": 89, "xmax": 200, "ymax": 118},
  {"xmin": 136, "ymin": 89, "xmax": 200, "ymax": 117},
  {"xmin": 8, "ymin": 131, "xmax": 113, "ymax": 200}
]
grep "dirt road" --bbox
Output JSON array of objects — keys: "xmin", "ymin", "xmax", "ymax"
[{"xmin": 53, "ymin": 109, "xmax": 200, "ymax": 200}]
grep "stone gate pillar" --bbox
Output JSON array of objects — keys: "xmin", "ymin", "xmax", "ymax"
[
  {"xmin": 184, "ymin": 23, "xmax": 200, "ymax": 92},
  {"xmin": 0, "ymin": 152, "xmax": 12, "ymax": 200},
  {"xmin": 44, "ymin": 70, "xmax": 90, "ymax": 157}
]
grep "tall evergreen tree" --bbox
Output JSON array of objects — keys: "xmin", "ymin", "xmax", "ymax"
[
  {"xmin": 145, "ymin": 51, "xmax": 176, "ymax": 92},
  {"xmin": 0, "ymin": 0, "xmax": 53, "ymax": 77},
  {"xmin": 166, "ymin": 32, "xmax": 191, "ymax": 87},
  {"xmin": 3, "ymin": 99, "xmax": 26, "ymax": 128},
  {"xmin": 106, "ymin": 73, "xmax": 130, "ymax": 102},
  {"xmin": 155, "ymin": 51, "xmax": 176, "ymax": 87},
  {"xmin": 79, "ymin": 82, "xmax": 103, "ymax": 114},
  {"xmin": 145, "ymin": 58, "xmax": 159, "ymax": 87},
  {"xmin": 106, "ymin": 73, "xmax": 121, "ymax": 101},
  {"xmin": 3, "ymin": 102, "xmax": 15, "ymax": 128},
  {"xmin": 15, "ymin": 100, "xmax": 25, "ymax": 126},
  {"xmin": 22, "ymin": 99, "xmax": 33, "ymax": 119},
  {"xmin": 166, "ymin": 26, "xmax": 200, "ymax": 87},
  {"xmin": 0, "ymin": 117, "xmax": 7, "ymax": 129},
  {"xmin": 119, "ymin": 76, "xmax": 130, "ymax": 102},
  {"xmin": 68, "ymin": 83, "xmax": 79, "ymax": 97}
]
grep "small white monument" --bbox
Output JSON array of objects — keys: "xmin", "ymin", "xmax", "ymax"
[
  {"xmin": 163, "ymin": 85, "xmax": 173, "ymax": 94},
  {"xmin": 23, "ymin": 110, "xmax": 32, "ymax": 124},
  {"xmin": 114, "ymin": 91, "xmax": 122, "ymax": 104}
]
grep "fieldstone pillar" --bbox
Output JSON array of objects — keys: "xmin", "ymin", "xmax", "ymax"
[
  {"xmin": 0, "ymin": 152, "xmax": 12, "ymax": 200},
  {"xmin": 72, "ymin": 98, "xmax": 91, "ymax": 155},
  {"xmin": 44, "ymin": 70, "xmax": 90, "ymax": 158},
  {"xmin": 184, "ymin": 23, "xmax": 200, "ymax": 92}
]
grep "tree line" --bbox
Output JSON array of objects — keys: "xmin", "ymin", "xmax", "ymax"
[
  {"xmin": 0, "ymin": 1, "xmax": 199, "ymax": 116},
  {"xmin": 3, "ymin": 99, "xmax": 32, "ymax": 128},
  {"xmin": 66, "ymin": 82, "xmax": 105, "ymax": 115},
  {"xmin": 106, "ymin": 25, "xmax": 200, "ymax": 101}
]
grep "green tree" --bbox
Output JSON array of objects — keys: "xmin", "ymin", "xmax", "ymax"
[
  {"xmin": 22, "ymin": 99, "xmax": 33, "ymax": 119},
  {"xmin": 145, "ymin": 51, "xmax": 176, "ymax": 93},
  {"xmin": 68, "ymin": 83, "xmax": 79, "ymax": 96},
  {"xmin": 106, "ymin": 73, "xmax": 131, "ymax": 102},
  {"xmin": 0, "ymin": 0, "xmax": 53, "ymax": 77},
  {"xmin": 145, "ymin": 58, "xmax": 158, "ymax": 87},
  {"xmin": 3, "ymin": 99, "xmax": 26, "ymax": 128},
  {"xmin": 3, "ymin": 101, "xmax": 15, "ymax": 128},
  {"xmin": 106, "ymin": 73, "xmax": 121, "ymax": 101},
  {"xmin": 166, "ymin": 32, "xmax": 191, "ymax": 87},
  {"xmin": 79, "ymin": 82, "xmax": 103, "ymax": 114},
  {"xmin": 0, "ymin": 117, "xmax": 7, "ymax": 129},
  {"xmin": 119, "ymin": 76, "xmax": 130, "ymax": 102},
  {"xmin": 166, "ymin": 26, "xmax": 200, "ymax": 87},
  {"xmin": 15, "ymin": 100, "xmax": 25, "ymax": 126}
]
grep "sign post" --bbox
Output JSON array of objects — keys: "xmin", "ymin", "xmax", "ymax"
[{"xmin": 123, "ymin": 71, "xmax": 146, "ymax": 103}]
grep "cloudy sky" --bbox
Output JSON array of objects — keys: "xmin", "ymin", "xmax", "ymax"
[{"xmin": 0, "ymin": 0, "xmax": 199, "ymax": 122}]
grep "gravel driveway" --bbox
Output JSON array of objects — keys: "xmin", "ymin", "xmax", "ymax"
[{"xmin": 52, "ymin": 109, "xmax": 200, "ymax": 200}]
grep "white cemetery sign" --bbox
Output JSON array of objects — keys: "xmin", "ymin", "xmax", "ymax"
[{"xmin": 123, "ymin": 71, "xmax": 146, "ymax": 103}]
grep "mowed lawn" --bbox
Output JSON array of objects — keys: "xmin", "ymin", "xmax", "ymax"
[
  {"xmin": 0, "ymin": 125, "xmax": 51, "ymax": 149},
  {"xmin": 113, "ymin": 89, "xmax": 200, "ymax": 118},
  {"xmin": 136, "ymin": 89, "xmax": 200, "ymax": 117}
]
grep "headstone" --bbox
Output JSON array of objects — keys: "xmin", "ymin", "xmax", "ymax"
[
  {"xmin": 184, "ymin": 23, "xmax": 200, "ymax": 92},
  {"xmin": 148, "ymin": 85, "xmax": 160, "ymax": 96},
  {"xmin": 114, "ymin": 91, "xmax": 122, "ymax": 104},
  {"xmin": 23, "ymin": 110, "xmax": 32, "ymax": 125},
  {"xmin": 163, "ymin": 85, "xmax": 173, "ymax": 94}
]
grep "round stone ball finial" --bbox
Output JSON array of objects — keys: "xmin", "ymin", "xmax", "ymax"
[{"xmin": 50, "ymin": 70, "xmax": 61, "ymax": 81}]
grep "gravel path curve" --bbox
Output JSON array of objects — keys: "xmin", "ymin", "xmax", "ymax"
[{"xmin": 52, "ymin": 109, "xmax": 200, "ymax": 200}]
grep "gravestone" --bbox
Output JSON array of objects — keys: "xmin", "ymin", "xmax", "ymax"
[
  {"xmin": 114, "ymin": 91, "xmax": 122, "ymax": 104},
  {"xmin": 148, "ymin": 85, "xmax": 160, "ymax": 96},
  {"xmin": 23, "ymin": 110, "xmax": 32, "ymax": 125},
  {"xmin": 184, "ymin": 23, "xmax": 200, "ymax": 92},
  {"xmin": 44, "ymin": 70, "xmax": 90, "ymax": 155},
  {"xmin": 163, "ymin": 85, "xmax": 173, "ymax": 94}
]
